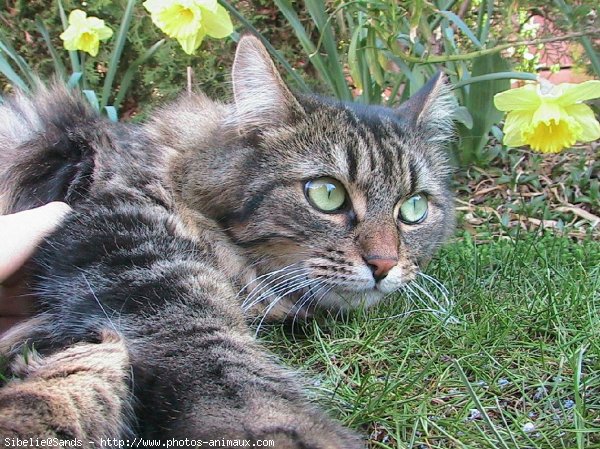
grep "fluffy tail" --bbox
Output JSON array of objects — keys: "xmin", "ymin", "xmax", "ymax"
[{"xmin": 0, "ymin": 84, "xmax": 102, "ymax": 214}]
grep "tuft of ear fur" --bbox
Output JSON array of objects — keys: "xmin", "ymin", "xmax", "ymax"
[
  {"xmin": 396, "ymin": 71, "xmax": 456, "ymax": 143},
  {"xmin": 229, "ymin": 34, "xmax": 304, "ymax": 131}
]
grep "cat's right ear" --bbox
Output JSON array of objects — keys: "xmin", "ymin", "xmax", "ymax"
[
  {"xmin": 230, "ymin": 34, "xmax": 304, "ymax": 132},
  {"xmin": 396, "ymin": 72, "xmax": 455, "ymax": 143}
]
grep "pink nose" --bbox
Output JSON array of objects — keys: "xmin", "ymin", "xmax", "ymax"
[{"xmin": 364, "ymin": 256, "xmax": 398, "ymax": 281}]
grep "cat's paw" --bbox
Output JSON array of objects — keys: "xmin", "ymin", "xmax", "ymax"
[{"xmin": 256, "ymin": 425, "xmax": 365, "ymax": 449}]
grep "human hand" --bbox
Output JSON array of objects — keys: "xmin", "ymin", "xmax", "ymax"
[{"xmin": 0, "ymin": 202, "xmax": 71, "ymax": 333}]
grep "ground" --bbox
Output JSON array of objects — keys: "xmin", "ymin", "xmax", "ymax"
[
  {"xmin": 264, "ymin": 145, "xmax": 600, "ymax": 448},
  {"xmin": 266, "ymin": 233, "xmax": 599, "ymax": 448}
]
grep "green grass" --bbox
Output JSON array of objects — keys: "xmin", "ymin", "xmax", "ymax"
[{"xmin": 264, "ymin": 233, "xmax": 600, "ymax": 448}]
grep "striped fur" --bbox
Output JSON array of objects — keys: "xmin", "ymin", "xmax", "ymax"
[{"xmin": 0, "ymin": 35, "xmax": 455, "ymax": 445}]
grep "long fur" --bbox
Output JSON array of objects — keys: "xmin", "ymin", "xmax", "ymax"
[{"xmin": 0, "ymin": 35, "xmax": 456, "ymax": 446}]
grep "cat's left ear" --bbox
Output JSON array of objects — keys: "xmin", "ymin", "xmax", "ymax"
[
  {"xmin": 230, "ymin": 34, "xmax": 304, "ymax": 132},
  {"xmin": 396, "ymin": 72, "xmax": 455, "ymax": 142}
]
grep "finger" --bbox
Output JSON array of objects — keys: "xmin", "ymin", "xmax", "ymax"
[{"xmin": 0, "ymin": 202, "xmax": 72, "ymax": 283}]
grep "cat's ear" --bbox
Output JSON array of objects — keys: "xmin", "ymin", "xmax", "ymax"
[
  {"xmin": 230, "ymin": 34, "xmax": 304, "ymax": 131},
  {"xmin": 396, "ymin": 72, "xmax": 455, "ymax": 142}
]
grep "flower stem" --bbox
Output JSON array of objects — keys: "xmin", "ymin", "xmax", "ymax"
[{"xmin": 392, "ymin": 29, "xmax": 600, "ymax": 64}]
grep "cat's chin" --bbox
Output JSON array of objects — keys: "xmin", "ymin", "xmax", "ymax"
[{"xmin": 309, "ymin": 287, "xmax": 388, "ymax": 312}]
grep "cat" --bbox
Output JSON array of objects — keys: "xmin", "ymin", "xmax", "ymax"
[{"xmin": 0, "ymin": 35, "xmax": 455, "ymax": 447}]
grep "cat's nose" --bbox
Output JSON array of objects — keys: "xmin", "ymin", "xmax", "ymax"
[{"xmin": 364, "ymin": 256, "xmax": 398, "ymax": 282}]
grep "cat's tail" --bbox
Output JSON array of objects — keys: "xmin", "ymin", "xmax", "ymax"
[{"xmin": 0, "ymin": 84, "xmax": 102, "ymax": 214}]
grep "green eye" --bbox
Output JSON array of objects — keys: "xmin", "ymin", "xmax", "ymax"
[
  {"xmin": 305, "ymin": 177, "xmax": 347, "ymax": 212},
  {"xmin": 398, "ymin": 194, "xmax": 428, "ymax": 224}
]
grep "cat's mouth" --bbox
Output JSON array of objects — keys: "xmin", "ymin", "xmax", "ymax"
[
  {"xmin": 272, "ymin": 280, "xmax": 398, "ymax": 316},
  {"xmin": 241, "ymin": 261, "xmax": 425, "ymax": 322}
]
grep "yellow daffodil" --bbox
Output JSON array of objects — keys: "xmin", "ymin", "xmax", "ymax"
[
  {"xmin": 143, "ymin": 0, "xmax": 233, "ymax": 55},
  {"xmin": 59, "ymin": 10, "xmax": 113, "ymax": 57},
  {"xmin": 494, "ymin": 79, "xmax": 600, "ymax": 153}
]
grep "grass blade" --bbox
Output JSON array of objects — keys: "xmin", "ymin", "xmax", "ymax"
[
  {"xmin": 101, "ymin": 0, "xmax": 136, "ymax": 109},
  {"xmin": 454, "ymin": 360, "xmax": 511, "ymax": 449},
  {"xmin": 573, "ymin": 345, "xmax": 589, "ymax": 449}
]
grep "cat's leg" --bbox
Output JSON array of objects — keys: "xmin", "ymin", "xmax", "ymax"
[
  {"xmin": 132, "ymin": 316, "xmax": 364, "ymax": 449},
  {"xmin": 0, "ymin": 330, "xmax": 133, "ymax": 444}
]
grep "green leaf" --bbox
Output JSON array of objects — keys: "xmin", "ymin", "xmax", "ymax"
[
  {"xmin": 101, "ymin": 0, "xmax": 136, "ymax": 109},
  {"xmin": 35, "ymin": 18, "xmax": 67, "ymax": 81},
  {"xmin": 305, "ymin": 0, "xmax": 350, "ymax": 101},
  {"xmin": 453, "ymin": 106, "xmax": 473, "ymax": 130},
  {"xmin": 82, "ymin": 89, "xmax": 100, "ymax": 111},
  {"xmin": 104, "ymin": 106, "xmax": 118, "ymax": 122},
  {"xmin": 58, "ymin": 0, "xmax": 81, "ymax": 75},
  {"xmin": 274, "ymin": 0, "xmax": 349, "ymax": 100},
  {"xmin": 553, "ymin": 0, "xmax": 600, "ymax": 77},
  {"xmin": 477, "ymin": 0, "xmax": 492, "ymax": 44},
  {"xmin": 114, "ymin": 40, "xmax": 165, "ymax": 109},
  {"xmin": 458, "ymin": 53, "xmax": 510, "ymax": 166},
  {"xmin": 348, "ymin": 25, "xmax": 364, "ymax": 91},
  {"xmin": 437, "ymin": 11, "xmax": 482, "ymax": 49},
  {"xmin": 67, "ymin": 72, "xmax": 83, "ymax": 88},
  {"xmin": 219, "ymin": 1, "xmax": 308, "ymax": 92},
  {"xmin": 0, "ymin": 51, "xmax": 29, "ymax": 92},
  {"xmin": 0, "ymin": 29, "xmax": 35, "ymax": 88},
  {"xmin": 491, "ymin": 125, "xmax": 504, "ymax": 141},
  {"xmin": 366, "ymin": 27, "xmax": 384, "ymax": 87}
]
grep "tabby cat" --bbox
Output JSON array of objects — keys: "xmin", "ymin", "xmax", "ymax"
[{"xmin": 0, "ymin": 35, "xmax": 455, "ymax": 447}]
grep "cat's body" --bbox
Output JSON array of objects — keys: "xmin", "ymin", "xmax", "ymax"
[{"xmin": 0, "ymin": 36, "xmax": 454, "ymax": 447}]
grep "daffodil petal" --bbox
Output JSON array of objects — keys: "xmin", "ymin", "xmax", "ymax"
[
  {"xmin": 493, "ymin": 84, "xmax": 541, "ymax": 111},
  {"xmin": 143, "ymin": 0, "xmax": 165, "ymax": 13},
  {"xmin": 502, "ymin": 110, "xmax": 531, "ymax": 147},
  {"xmin": 59, "ymin": 28, "xmax": 78, "ymax": 42},
  {"xmin": 69, "ymin": 9, "xmax": 88, "ymax": 25},
  {"xmin": 96, "ymin": 26, "xmax": 113, "ymax": 40},
  {"xmin": 144, "ymin": 0, "xmax": 232, "ymax": 53},
  {"xmin": 157, "ymin": 4, "xmax": 203, "ymax": 39},
  {"xmin": 201, "ymin": 4, "xmax": 233, "ymax": 38},
  {"xmin": 564, "ymin": 103, "xmax": 600, "ymax": 142},
  {"xmin": 196, "ymin": 0, "xmax": 218, "ymax": 12},
  {"xmin": 557, "ymin": 80, "xmax": 600, "ymax": 105}
]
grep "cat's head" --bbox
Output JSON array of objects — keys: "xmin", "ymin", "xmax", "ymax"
[{"xmin": 172, "ymin": 35, "xmax": 455, "ymax": 316}]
